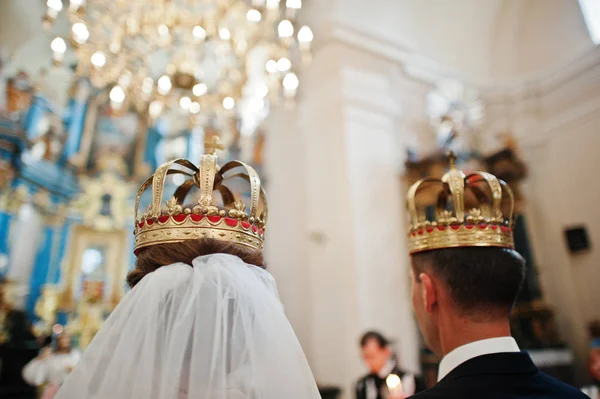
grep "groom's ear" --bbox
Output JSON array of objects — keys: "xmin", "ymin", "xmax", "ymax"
[{"xmin": 419, "ymin": 273, "xmax": 438, "ymax": 314}]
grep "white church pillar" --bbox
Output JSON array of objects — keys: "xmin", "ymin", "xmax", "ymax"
[
  {"xmin": 264, "ymin": 2, "xmax": 426, "ymax": 394},
  {"xmin": 263, "ymin": 107, "xmax": 312, "ymax": 356}
]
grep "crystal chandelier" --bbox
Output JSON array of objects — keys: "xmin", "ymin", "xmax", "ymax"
[{"xmin": 45, "ymin": 0, "xmax": 313, "ymax": 135}]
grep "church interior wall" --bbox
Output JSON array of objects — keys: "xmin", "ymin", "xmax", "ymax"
[
  {"xmin": 479, "ymin": 46, "xmax": 600, "ymax": 368},
  {"xmin": 489, "ymin": 0, "xmax": 594, "ymax": 80},
  {"xmin": 403, "ymin": 61, "xmax": 600, "ymax": 390},
  {"xmin": 284, "ymin": 1, "xmax": 600, "ymax": 392},
  {"xmin": 1, "ymin": 0, "xmax": 599, "ymax": 396},
  {"xmin": 524, "ymin": 111, "xmax": 600, "ymax": 364}
]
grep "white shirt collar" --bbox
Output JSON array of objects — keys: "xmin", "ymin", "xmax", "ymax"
[{"xmin": 437, "ymin": 336, "xmax": 520, "ymax": 382}]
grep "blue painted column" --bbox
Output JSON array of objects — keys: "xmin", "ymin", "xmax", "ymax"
[
  {"xmin": 145, "ymin": 120, "xmax": 166, "ymax": 171},
  {"xmin": 61, "ymin": 79, "xmax": 91, "ymax": 164},
  {"xmin": 23, "ymin": 95, "xmax": 50, "ymax": 140},
  {"xmin": 26, "ymin": 224, "xmax": 53, "ymax": 316},
  {"xmin": 0, "ymin": 210, "xmax": 12, "ymax": 277},
  {"xmin": 61, "ymin": 98, "xmax": 88, "ymax": 163},
  {"xmin": 25, "ymin": 216, "xmax": 71, "ymax": 317}
]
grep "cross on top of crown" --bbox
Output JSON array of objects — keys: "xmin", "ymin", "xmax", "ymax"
[
  {"xmin": 205, "ymin": 135, "xmax": 225, "ymax": 155},
  {"xmin": 447, "ymin": 151, "xmax": 457, "ymax": 169}
]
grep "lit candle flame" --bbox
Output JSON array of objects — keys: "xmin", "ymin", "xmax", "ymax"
[{"xmin": 386, "ymin": 373, "xmax": 403, "ymax": 393}]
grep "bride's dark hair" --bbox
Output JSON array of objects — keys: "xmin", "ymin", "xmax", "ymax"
[{"xmin": 127, "ymin": 238, "xmax": 265, "ymax": 288}]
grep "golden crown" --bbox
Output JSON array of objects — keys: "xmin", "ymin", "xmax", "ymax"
[
  {"xmin": 407, "ymin": 153, "xmax": 515, "ymax": 254},
  {"xmin": 133, "ymin": 136, "xmax": 267, "ymax": 254}
]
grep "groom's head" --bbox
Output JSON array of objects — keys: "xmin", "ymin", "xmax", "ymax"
[{"xmin": 410, "ymin": 247, "xmax": 525, "ymax": 356}]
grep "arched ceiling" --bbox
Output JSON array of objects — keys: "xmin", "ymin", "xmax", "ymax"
[
  {"xmin": 325, "ymin": 0, "xmax": 596, "ymax": 83},
  {"xmin": 1, "ymin": 0, "xmax": 596, "ymax": 83}
]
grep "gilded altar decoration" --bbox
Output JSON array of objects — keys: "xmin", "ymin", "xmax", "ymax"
[
  {"xmin": 6, "ymin": 71, "xmax": 32, "ymax": 115},
  {"xmin": 406, "ymin": 152, "xmax": 515, "ymax": 254},
  {"xmin": 72, "ymin": 153, "xmax": 133, "ymax": 231},
  {"xmin": 0, "ymin": 160, "xmax": 14, "ymax": 190},
  {"xmin": 134, "ymin": 136, "xmax": 268, "ymax": 253},
  {"xmin": 59, "ymin": 224, "xmax": 128, "ymax": 312},
  {"xmin": 67, "ymin": 280, "xmax": 106, "ymax": 349},
  {"xmin": 33, "ymin": 285, "xmax": 60, "ymax": 337}
]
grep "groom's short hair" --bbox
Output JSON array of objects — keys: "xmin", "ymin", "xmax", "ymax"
[{"xmin": 411, "ymin": 247, "xmax": 526, "ymax": 319}]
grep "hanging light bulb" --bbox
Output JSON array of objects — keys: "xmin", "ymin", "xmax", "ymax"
[
  {"xmin": 142, "ymin": 77, "xmax": 154, "ymax": 94},
  {"xmin": 50, "ymin": 37, "xmax": 67, "ymax": 54},
  {"xmin": 157, "ymin": 75, "xmax": 172, "ymax": 95},
  {"xmin": 283, "ymin": 72, "xmax": 299, "ymax": 91},
  {"xmin": 193, "ymin": 83, "xmax": 208, "ymax": 96},
  {"xmin": 189, "ymin": 102, "xmax": 201, "ymax": 114},
  {"xmin": 286, "ymin": 0, "xmax": 301, "ymax": 9},
  {"xmin": 265, "ymin": 60, "xmax": 278, "ymax": 73},
  {"xmin": 109, "ymin": 85, "xmax": 126, "ymax": 103},
  {"xmin": 222, "ymin": 97, "xmax": 235, "ymax": 110},
  {"xmin": 193, "ymin": 25, "xmax": 206, "ymax": 41},
  {"xmin": 180, "ymin": 96, "xmax": 192, "ymax": 110},
  {"xmin": 72, "ymin": 22, "xmax": 89, "ymax": 44},
  {"xmin": 266, "ymin": 0, "xmax": 280, "ymax": 9},
  {"xmin": 278, "ymin": 20, "xmax": 294, "ymax": 38},
  {"xmin": 158, "ymin": 24, "xmax": 169, "ymax": 36},
  {"xmin": 219, "ymin": 28, "xmax": 231, "ymax": 40},
  {"xmin": 246, "ymin": 9, "xmax": 262, "ymax": 22},
  {"xmin": 47, "ymin": 0, "xmax": 63, "ymax": 13},
  {"xmin": 276, "ymin": 57, "xmax": 291, "ymax": 72},
  {"xmin": 157, "ymin": 24, "xmax": 171, "ymax": 46},
  {"xmin": 91, "ymin": 51, "xmax": 106, "ymax": 68},
  {"xmin": 51, "ymin": 37, "xmax": 67, "ymax": 62},
  {"xmin": 297, "ymin": 26, "xmax": 314, "ymax": 43}
]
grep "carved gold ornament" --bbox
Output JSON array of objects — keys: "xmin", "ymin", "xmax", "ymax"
[
  {"xmin": 134, "ymin": 137, "xmax": 267, "ymax": 253},
  {"xmin": 407, "ymin": 152, "xmax": 515, "ymax": 254}
]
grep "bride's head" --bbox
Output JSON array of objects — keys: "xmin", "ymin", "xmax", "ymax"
[
  {"xmin": 127, "ymin": 238, "xmax": 265, "ymax": 288},
  {"xmin": 132, "ymin": 137, "xmax": 268, "ymax": 289}
]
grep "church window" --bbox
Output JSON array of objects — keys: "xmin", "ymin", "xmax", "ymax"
[{"xmin": 580, "ymin": 0, "xmax": 600, "ymax": 44}]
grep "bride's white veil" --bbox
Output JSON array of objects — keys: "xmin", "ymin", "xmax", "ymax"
[{"xmin": 56, "ymin": 254, "xmax": 320, "ymax": 398}]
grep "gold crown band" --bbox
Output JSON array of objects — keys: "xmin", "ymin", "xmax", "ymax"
[
  {"xmin": 406, "ymin": 152, "xmax": 515, "ymax": 255},
  {"xmin": 133, "ymin": 137, "xmax": 268, "ymax": 254},
  {"xmin": 134, "ymin": 214, "xmax": 264, "ymax": 254},
  {"xmin": 408, "ymin": 224, "xmax": 514, "ymax": 254}
]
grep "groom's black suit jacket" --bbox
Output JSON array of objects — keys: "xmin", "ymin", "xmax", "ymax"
[{"xmin": 409, "ymin": 352, "xmax": 587, "ymax": 399}]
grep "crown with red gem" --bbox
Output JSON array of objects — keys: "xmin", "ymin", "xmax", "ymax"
[
  {"xmin": 407, "ymin": 152, "xmax": 515, "ymax": 254},
  {"xmin": 133, "ymin": 136, "xmax": 267, "ymax": 254}
]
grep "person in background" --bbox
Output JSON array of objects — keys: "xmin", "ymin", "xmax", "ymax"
[
  {"xmin": 0, "ymin": 278, "xmax": 37, "ymax": 398},
  {"xmin": 22, "ymin": 332, "xmax": 80, "ymax": 399},
  {"xmin": 355, "ymin": 331, "xmax": 424, "ymax": 399}
]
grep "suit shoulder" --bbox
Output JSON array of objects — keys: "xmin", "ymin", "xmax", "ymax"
[
  {"xmin": 409, "ymin": 373, "xmax": 588, "ymax": 399},
  {"xmin": 536, "ymin": 372, "xmax": 588, "ymax": 397}
]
